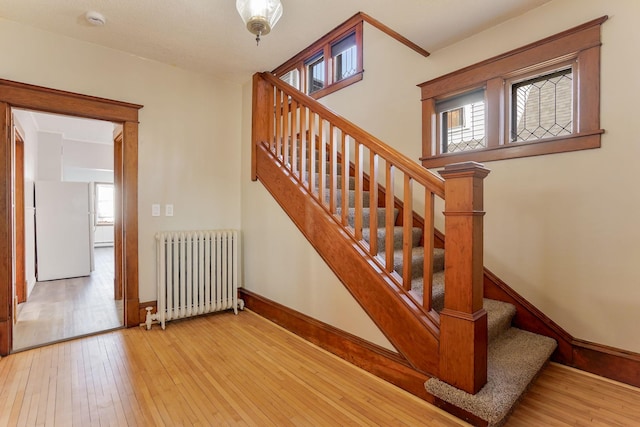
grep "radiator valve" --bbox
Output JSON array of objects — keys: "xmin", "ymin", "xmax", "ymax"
[{"xmin": 145, "ymin": 306, "xmax": 159, "ymax": 330}]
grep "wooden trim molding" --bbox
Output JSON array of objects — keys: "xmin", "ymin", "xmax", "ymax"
[
  {"xmin": 0, "ymin": 79, "xmax": 142, "ymax": 355},
  {"xmin": 359, "ymin": 13, "xmax": 430, "ymax": 57},
  {"xmin": 0, "ymin": 102, "xmax": 11, "ymax": 353},
  {"xmin": 238, "ymin": 289, "xmax": 433, "ymax": 401}
]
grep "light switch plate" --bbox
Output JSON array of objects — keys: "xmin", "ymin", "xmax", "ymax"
[
  {"xmin": 165, "ymin": 204, "xmax": 174, "ymax": 217},
  {"xmin": 152, "ymin": 204, "xmax": 160, "ymax": 217}
]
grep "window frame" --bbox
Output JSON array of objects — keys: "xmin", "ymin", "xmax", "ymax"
[
  {"xmin": 273, "ymin": 20, "xmax": 363, "ymax": 99},
  {"xmin": 506, "ymin": 62, "xmax": 575, "ymax": 143},
  {"xmin": 95, "ymin": 182, "xmax": 115, "ymax": 226},
  {"xmin": 419, "ymin": 16, "xmax": 607, "ymax": 168}
]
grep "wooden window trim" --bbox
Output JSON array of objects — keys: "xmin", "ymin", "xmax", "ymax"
[
  {"xmin": 274, "ymin": 20, "xmax": 363, "ymax": 99},
  {"xmin": 419, "ymin": 16, "xmax": 607, "ymax": 168}
]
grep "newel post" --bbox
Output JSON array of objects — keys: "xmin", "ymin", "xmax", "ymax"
[
  {"xmin": 251, "ymin": 72, "xmax": 272, "ymax": 181},
  {"xmin": 438, "ymin": 161, "xmax": 490, "ymax": 394}
]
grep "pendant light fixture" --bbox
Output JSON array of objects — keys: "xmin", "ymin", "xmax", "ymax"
[{"xmin": 236, "ymin": 0, "xmax": 283, "ymax": 45}]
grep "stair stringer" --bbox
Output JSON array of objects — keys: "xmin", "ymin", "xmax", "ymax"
[{"xmin": 256, "ymin": 143, "xmax": 441, "ymax": 376}]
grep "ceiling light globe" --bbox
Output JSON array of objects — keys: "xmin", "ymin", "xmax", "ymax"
[{"xmin": 236, "ymin": 0, "xmax": 283, "ymax": 42}]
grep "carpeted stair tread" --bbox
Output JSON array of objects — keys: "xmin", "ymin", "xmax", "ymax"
[
  {"xmin": 484, "ymin": 299, "xmax": 517, "ymax": 343},
  {"xmin": 309, "ymin": 174, "xmax": 356, "ymax": 190},
  {"xmin": 410, "ymin": 271, "xmax": 445, "ymax": 312},
  {"xmin": 362, "ymin": 226, "xmax": 422, "ymax": 251},
  {"xmin": 425, "ymin": 328, "xmax": 557, "ymax": 426},
  {"xmin": 339, "ymin": 207, "xmax": 398, "ymax": 229},
  {"xmin": 325, "ymin": 189, "xmax": 370, "ymax": 208},
  {"xmin": 380, "ymin": 247, "xmax": 444, "ymax": 280}
]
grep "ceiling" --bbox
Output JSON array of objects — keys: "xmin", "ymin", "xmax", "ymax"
[
  {"xmin": 0, "ymin": 0, "xmax": 552, "ymax": 84},
  {"xmin": 16, "ymin": 109, "xmax": 116, "ymax": 144}
]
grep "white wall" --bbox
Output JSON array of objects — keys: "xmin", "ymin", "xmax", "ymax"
[
  {"xmin": 286, "ymin": 0, "xmax": 639, "ymax": 353},
  {"xmin": 0, "ymin": 18, "xmax": 243, "ymax": 303},
  {"xmin": 37, "ymin": 132, "xmax": 62, "ymax": 181},
  {"xmin": 62, "ymin": 138, "xmax": 113, "ymax": 174}
]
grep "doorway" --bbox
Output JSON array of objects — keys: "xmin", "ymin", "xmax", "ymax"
[
  {"xmin": 0, "ymin": 78, "xmax": 142, "ymax": 355},
  {"xmin": 11, "ymin": 110, "xmax": 123, "ymax": 350}
]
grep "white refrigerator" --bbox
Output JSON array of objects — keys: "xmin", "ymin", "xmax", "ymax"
[{"xmin": 35, "ymin": 181, "xmax": 92, "ymax": 281}]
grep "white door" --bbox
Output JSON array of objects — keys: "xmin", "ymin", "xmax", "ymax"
[{"xmin": 35, "ymin": 181, "xmax": 91, "ymax": 281}]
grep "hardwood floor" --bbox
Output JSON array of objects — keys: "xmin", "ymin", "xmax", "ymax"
[
  {"xmin": 1, "ymin": 309, "xmax": 639, "ymax": 426},
  {"xmin": 13, "ymin": 247, "xmax": 123, "ymax": 351},
  {"xmin": 510, "ymin": 363, "xmax": 640, "ymax": 426}
]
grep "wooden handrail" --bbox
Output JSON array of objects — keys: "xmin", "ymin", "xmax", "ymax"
[{"xmin": 258, "ymin": 72, "xmax": 445, "ymax": 198}]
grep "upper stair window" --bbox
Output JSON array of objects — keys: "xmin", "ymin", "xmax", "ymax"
[{"xmin": 273, "ymin": 21, "xmax": 363, "ymax": 99}]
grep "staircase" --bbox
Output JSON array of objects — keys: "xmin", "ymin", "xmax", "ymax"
[{"xmin": 251, "ymin": 72, "xmax": 556, "ymax": 426}]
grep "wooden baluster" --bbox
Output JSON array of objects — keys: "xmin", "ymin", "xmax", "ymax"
[
  {"xmin": 299, "ymin": 106, "xmax": 307, "ymax": 182},
  {"xmin": 438, "ymin": 162, "xmax": 490, "ymax": 395},
  {"xmin": 269, "ymin": 86, "xmax": 275, "ymax": 151},
  {"xmin": 282, "ymin": 95, "xmax": 290, "ymax": 166},
  {"xmin": 385, "ymin": 163, "xmax": 395, "ymax": 273},
  {"xmin": 340, "ymin": 132, "xmax": 349, "ymax": 226},
  {"xmin": 309, "ymin": 114, "xmax": 316, "ymax": 194},
  {"xmin": 328, "ymin": 125, "xmax": 337, "ymax": 213},
  {"xmin": 275, "ymin": 88, "xmax": 282, "ymax": 158},
  {"xmin": 353, "ymin": 142, "xmax": 363, "ymax": 240},
  {"xmin": 317, "ymin": 119, "xmax": 325, "ymax": 205},
  {"xmin": 368, "ymin": 152, "xmax": 379, "ymax": 255},
  {"xmin": 402, "ymin": 175, "xmax": 413, "ymax": 291},
  {"xmin": 290, "ymin": 99, "xmax": 298, "ymax": 175},
  {"xmin": 423, "ymin": 189, "xmax": 435, "ymax": 313}
]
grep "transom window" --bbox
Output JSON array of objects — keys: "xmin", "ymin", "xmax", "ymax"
[
  {"xmin": 419, "ymin": 16, "xmax": 606, "ymax": 168},
  {"xmin": 273, "ymin": 21, "xmax": 363, "ymax": 99}
]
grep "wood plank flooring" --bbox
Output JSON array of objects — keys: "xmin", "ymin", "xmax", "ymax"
[
  {"xmin": 13, "ymin": 247, "xmax": 123, "ymax": 351},
  {"xmin": 0, "ymin": 309, "xmax": 638, "ymax": 426}
]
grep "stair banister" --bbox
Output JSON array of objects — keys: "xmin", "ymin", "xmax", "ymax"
[{"xmin": 251, "ymin": 71, "xmax": 491, "ymax": 394}]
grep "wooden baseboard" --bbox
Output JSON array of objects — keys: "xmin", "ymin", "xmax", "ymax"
[
  {"xmin": 140, "ymin": 285, "xmax": 640, "ymax": 390},
  {"xmin": 571, "ymin": 339, "xmax": 640, "ymax": 388},
  {"xmin": 239, "ymin": 289, "xmax": 433, "ymax": 402},
  {"xmin": 483, "ymin": 268, "xmax": 640, "ymax": 388}
]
